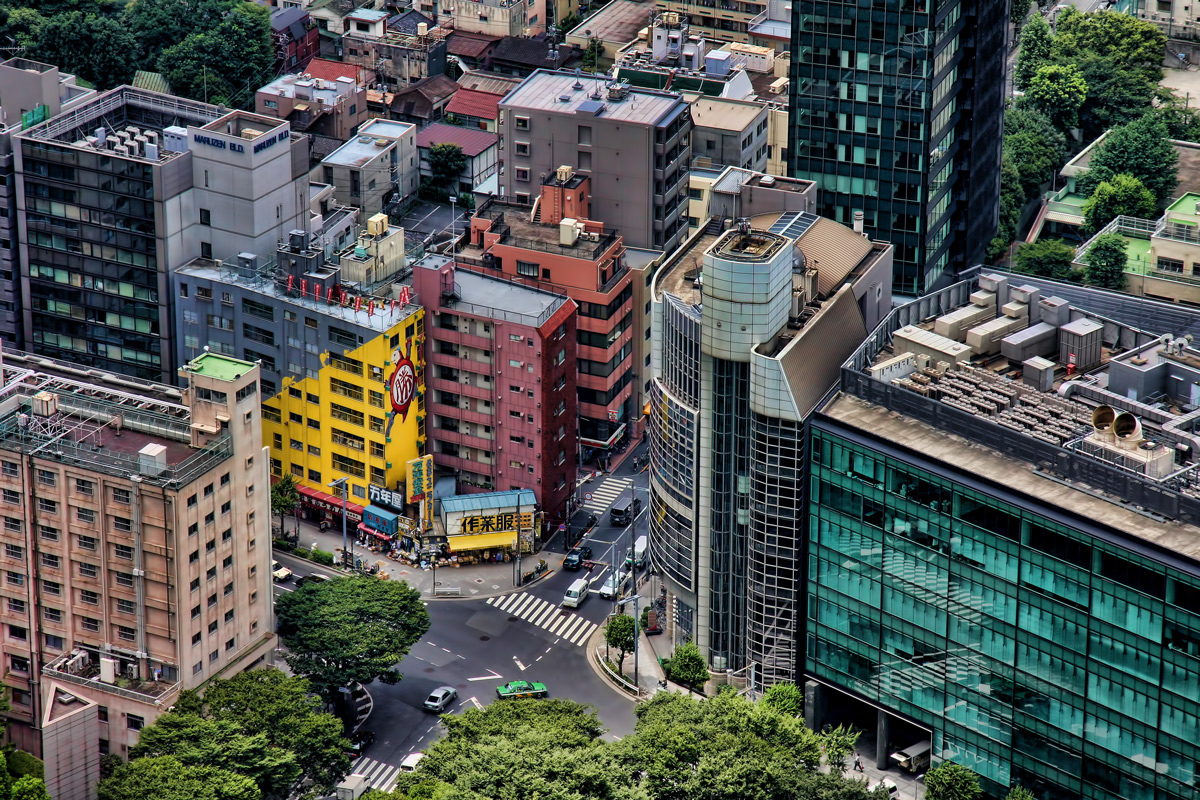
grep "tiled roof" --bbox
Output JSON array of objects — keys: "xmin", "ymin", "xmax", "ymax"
[
  {"xmin": 456, "ymin": 70, "xmax": 523, "ymax": 95},
  {"xmin": 446, "ymin": 31, "xmax": 501, "ymax": 59},
  {"xmin": 445, "ymin": 88, "xmax": 504, "ymax": 120},
  {"xmin": 491, "ymin": 37, "xmax": 578, "ymax": 68},
  {"xmin": 402, "ymin": 74, "xmax": 459, "ymax": 103},
  {"xmin": 304, "ymin": 58, "xmax": 362, "ymax": 85},
  {"xmin": 415, "ymin": 123, "xmax": 499, "ymax": 158}
]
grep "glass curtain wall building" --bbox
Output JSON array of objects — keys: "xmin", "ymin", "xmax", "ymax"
[
  {"xmin": 786, "ymin": 0, "xmax": 1005, "ymax": 294},
  {"xmin": 808, "ymin": 276, "xmax": 1200, "ymax": 799}
]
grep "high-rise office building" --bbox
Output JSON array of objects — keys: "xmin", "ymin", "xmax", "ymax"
[
  {"xmin": 786, "ymin": 0, "xmax": 1005, "ymax": 294},
  {"xmin": 808, "ymin": 274, "xmax": 1200, "ymax": 799},
  {"xmin": 0, "ymin": 350, "xmax": 273, "ymax": 800},
  {"xmin": 648, "ymin": 167, "xmax": 892, "ymax": 680},
  {"xmin": 15, "ymin": 88, "xmax": 311, "ymax": 382}
]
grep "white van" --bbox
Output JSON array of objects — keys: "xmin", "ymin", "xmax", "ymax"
[
  {"xmin": 867, "ymin": 778, "xmax": 899, "ymax": 798},
  {"xmin": 624, "ymin": 535, "xmax": 648, "ymax": 570},
  {"xmin": 562, "ymin": 578, "xmax": 589, "ymax": 608},
  {"xmin": 400, "ymin": 752, "xmax": 425, "ymax": 772}
]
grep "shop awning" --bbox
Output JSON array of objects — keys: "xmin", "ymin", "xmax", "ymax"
[
  {"xmin": 357, "ymin": 522, "xmax": 393, "ymax": 541},
  {"xmin": 447, "ymin": 531, "xmax": 517, "ymax": 551},
  {"xmin": 298, "ymin": 485, "xmax": 364, "ymax": 523}
]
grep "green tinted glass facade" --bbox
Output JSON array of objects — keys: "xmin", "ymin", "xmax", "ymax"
[{"xmin": 807, "ymin": 423, "xmax": 1200, "ymax": 800}]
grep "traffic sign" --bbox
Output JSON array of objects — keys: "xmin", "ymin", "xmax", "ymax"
[
  {"xmin": 584, "ymin": 492, "xmax": 593, "ymax": 502},
  {"xmin": 557, "ymin": 523, "xmax": 566, "ymax": 532}
]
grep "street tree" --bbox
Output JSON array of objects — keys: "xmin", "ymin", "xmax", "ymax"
[
  {"xmin": 1003, "ymin": 107, "xmax": 1067, "ymax": 200},
  {"xmin": 604, "ymin": 613, "xmax": 636, "ymax": 674},
  {"xmin": 1013, "ymin": 13, "xmax": 1051, "ymax": 90},
  {"xmin": 26, "ymin": 11, "xmax": 137, "ymax": 89},
  {"xmin": 1051, "ymin": 8, "xmax": 1165, "ymax": 85},
  {"xmin": 1082, "ymin": 113, "xmax": 1178, "ymax": 206},
  {"xmin": 1074, "ymin": 52, "xmax": 1157, "ymax": 139},
  {"xmin": 662, "ymin": 641, "xmax": 709, "ymax": 692},
  {"xmin": 97, "ymin": 756, "xmax": 261, "ymax": 800},
  {"xmin": 988, "ymin": 156, "xmax": 1024, "ymax": 262},
  {"xmin": 820, "ymin": 724, "xmax": 860, "ymax": 775},
  {"xmin": 1082, "ymin": 232, "xmax": 1128, "ymax": 291},
  {"xmin": 1010, "ymin": 0, "xmax": 1031, "ymax": 36},
  {"xmin": 1026, "ymin": 64, "xmax": 1087, "ymax": 131},
  {"xmin": 1014, "ymin": 239, "xmax": 1077, "ymax": 282},
  {"xmin": 130, "ymin": 713, "xmax": 300, "ymax": 800},
  {"xmin": 1082, "ymin": 173, "xmax": 1156, "ymax": 233},
  {"xmin": 761, "ymin": 681, "xmax": 804, "ymax": 717},
  {"xmin": 925, "ymin": 763, "xmax": 983, "ymax": 800},
  {"xmin": 10, "ymin": 776, "xmax": 51, "ymax": 800},
  {"xmin": 1005, "ymin": 788, "xmax": 1037, "ymax": 800},
  {"xmin": 426, "ymin": 144, "xmax": 468, "ymax": 191},
  {"xmin": 194, "ymin": 669, "xmax": 352, "ymax": 794},
  {"xmin": 275, "ymin": 575, "xmax": 431, "ymax": 700},
  {"xmin": 270, "ymin": 473, "xmax": 300, "ymax": 538}
]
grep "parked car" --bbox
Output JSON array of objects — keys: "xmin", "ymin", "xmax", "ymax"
[
  {"xmin": 563, "ymin": 546, "xmax": 593, "ymax": 571},
  {"xmin": 344, "ymin": 729, "xmax": 374, "ymax": 759},
  {"xmin": 271, "ymin": 560, "xmax": 293, "ymax": 582},
  {"xmin": 294, "ymin": 573, "xmax": 331, "ymax": 588},
  {"xmin": 495, "ymin": 680, "xmax": 548, "ymax": 699},
  {"xmin": 424, "ymin": 686, "xmax": 458, "ymax": 712},
  {"xmin": 867, "ymin": 778, "xmax": 899, "ymax": 798}
]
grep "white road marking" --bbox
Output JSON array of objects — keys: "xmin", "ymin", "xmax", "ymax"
[
  {"xmin": 469, "ymin": 696, "xmax": 482, "ymax": 709},
  {"xmin": 274, "ymin": 585, "xmax": 294, "ymax": 592},
  {"xmin": 441, "ymin": 647, "xmax": 452, "ymax": 653},
  {"xmin": 467, "ymin": 670, "xmax": 503, "ymax": 681},
  {"xmin": 485, "ymin": 593, "xmax": 599, "ymax": 646},
  {"xmin": 513, "ymin": 657, "xmax": 527, "ymax": 671},
  {"xmin": 536, "ymin": 655, "xmax": 544, "ymax": 662}
]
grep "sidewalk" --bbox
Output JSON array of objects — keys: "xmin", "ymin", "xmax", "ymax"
[{"xmin": 279, "ymin": 515, "xmax": 555, "ymax": 600}]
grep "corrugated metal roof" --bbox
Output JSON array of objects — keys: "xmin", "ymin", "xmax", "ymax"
[
  {"xmin": 440, "ymin": 489, "xmax": 537, "ymax": 513},
  {"xmin": 415, "ymin": 122, "xmax": 498, "ymax": 157},
  {"xmin": 133, "ymin": 71, "xmax": 171, "ymax": 95},
  {"xmin": 445, "ymin": 88, "xmax": 503, "ymax": 120},
  {"xmin": 796, "ymin": 216, "xmax": 874, "ymax": 298}
]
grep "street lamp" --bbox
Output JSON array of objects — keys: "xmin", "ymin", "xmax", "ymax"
[
  {"xmin": 328, "ymin": 477, "xmax": 351, "ymax": 570},
  {"xmin": 449, "ymin": 196, "xmax": 458, "ymax": 242},
  {"xmin": 618, "ymin": 594, "xmax": 642, "ymax": 696}
]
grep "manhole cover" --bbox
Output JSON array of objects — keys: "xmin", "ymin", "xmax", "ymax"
[
  {"xmin": 508, "ymin": 616, "xmax": 519, "ymax": 622},
  {"xmin": 559, "ymin": 610, "xmax": 570, "ymax": 617},
  {"xmin": 475, "ymin": 578, "xmax": 485, "ymax": 583},
  {"xmin": 424, "ymin": 667, "xmax": 435, "ymax": 673},
  {"xmin": 480, "ymin": 635, "xmax": 491, "ymax": 641}
]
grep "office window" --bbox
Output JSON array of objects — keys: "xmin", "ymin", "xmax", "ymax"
[
  {"xmin": 200, "ymin": 208, "xmax": 211, "ymax": 226},
  {"xmin": 81, "ymin": 589, "xmax": 99, "ymax": 605},
  {"xmin": 79, "ymin": 562, "xmax": 97, "ymax": 578},
  {"xmin": 5, "ymin": 543, "xmax": 23, "ymax": 560},
  {"xmin": 45, "ymin": 634, "xmax": 63, "ymax": 649},
  {"xmin": 76, "ymin": 507, "xmax": 95, "ymax": 524},
  {"xmin": 113, "ymin": 488, "xmax": 130, "ymax": 504},
  {"xmin": 114, "ymin": 544, "xmax": 133, "ymax": 560},
  {"xmin": 42, "ymin": 580, "xmax": 60, "ymax": 596},
  {"xmin": 36, "ymin": 469, "xmax": 55, "ymax": 487},
  {"xmin": 127, "ymin": 714, "xmax": 145, "ymax": 731},
  {"xmin": 2, "ymin": 490, "xmax": 17, "ymax": 504},
  {"xmin": 2, "ymin": 517, "xmax": 17, "ymax": 534},
  {"xmin": 115, "ymin": 572, "xmax": 134, "ymax": 588},
  {"xmin": 43, "ymin": 607, "xmax": 61, "ymax": 623},
  {"xmin": 7, "ymin": 598, "xmax": 24, "ymax": 614},
  {"xmin": 116, "ymin": 598, "xmax": 136, "ymax": 615},
  {"xmin": 37, "ymin": 498, "xmax": 57, "ymax": 515},
  {"xmin": 8, "ymin": 625, "xmax": 25, "ymax": 641},
  {"xmin": 78, "ymin": 535, "xmax": 96, "ymax": 550},
  {"xmin": 81, "ymin": 617, "xmax": 99, "ymax": 632}
]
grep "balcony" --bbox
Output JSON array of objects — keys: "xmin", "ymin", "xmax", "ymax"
[
  {"xmin": 429, "ymin": 401, "xmax": 493, "ymax": 427},
  {"xmin": 431, "ymin": 427, "xmax": 496, "ymax": 452},
  {"xmin": 434, "ymin": 326, "xmax": 494, "ymax": 351},
  {"xmin": 431, "ymin": 353, "xmax": 493, "ymax": 375},
  {"xmin": 44, "ymin": 650, "xmax": 180, "ymax": 704},
  {"xmin": 430, "ymin": 376, "xmax": 490, "ymax": 400},
  {"xmin": 433, "ymin": 452, "xmax": 497, "ymax": 476}
]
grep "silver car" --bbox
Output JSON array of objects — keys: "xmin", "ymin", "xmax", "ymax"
[
  {"xmin": 423, "ymin": 685, "xmax": 457, "ymax": 712},
  {"xmin": 599, "ymin": 569, "xmax": 629, "ymax": 600}
]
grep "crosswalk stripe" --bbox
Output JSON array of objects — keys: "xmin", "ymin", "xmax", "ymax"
[
  {"xmin": 492, "ymin": 594, "xmax": 514, "ymax": 611},
  {"xmin": 486, "ymin": 597, "xmax": 496, "ymax": 606},
  {"xmin": 510, "ymin": 594, "xmax": 537, "ymax": 616},
  {"xmin": 548, "ymin": 614, "xmax": 575, "ymax": 637},
  {"xmin": 517, "ymin": 597, "xmax": 548, "ymax": 621},
  {"xmin": 559, "ymin": 616, "xmax": 585, "ymax": 640},
  {"xmin": 572, "ymin": 622, "xmax": 597, "ymax": 645},
  {"xmin": 530, "ymin": 602, "xmax": 559, "ymax": 627},
  {"xmin": 565, "ymin": 616, "xmax": 590, "ymax": 640}
]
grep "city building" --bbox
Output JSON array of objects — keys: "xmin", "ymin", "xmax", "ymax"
[
  {"xmin": 15, "ymin": 88, "xmax": 310, "ymax": 382},
  {"xmin": 565, "ymin": 0, "xmax": 654, "ymax": 71},
  {"xmin": 0, "ymin": 59, "xmax": 94, "ymax": 349},
  {"xmin": 271, "ymin": 7, "xmax": 321, "ymax": 74},
  {"xmin": 456, "ymin": 70, "xmax": 523, "ymax": 97},
  {"xmin": 316, "ymin": 117, "xmax": 418, "ymax": 214},
  {"xmin": 385, "ymin": 74, "xmax": 459, "ymax": 125},
  {"xmin": 787, "ymin": 0, "xmax": 1006, "ymax": 295},
  {"xmin": 440, "ymin": 0, "xmax": 533, "ymax": 37},
  {"xmin": 747, "ymin": 0, "xmax": 789, "ymax": 50},
  {"xmin": 445, "ymin": 32, "xmax": 504, "ymax": 70},
  {"xmin": 487, "ymin": 38, "xmax": 583, "ymax": 77},
  {"xmin": 444, "ymin": 88, "xmax": 504, "ymax": 132},
  {"xmin": 614, "ymin": 12, "xmax": 761, "ymax": 100},
  {"xmin": 255, "ymin": 61, "xmax": 369, "ymax": 141},
  {"xmin": 340, "ymin": 13, "xmax": 449, "ymax": 89},
  {"xmin": 649, "ymin": 168, "xmax": 892, "ymax": 683},
  {"xmin": 416, "ymin": 123, "xmax": 499, "ymax": 194},
  {"xmin": 174, "ymin": 230, "xmax": 426, "ymax": 520},
  {"xmin": 653, "ymin": 0, "xmax": 764, "ymax": 43},
  {"xmin": 0, "ymin": 350, "xmax": 273, "ymax": 798},
  {"xmin": 806, "ymin": 272, "xmax": 1200, "ymax": 799},
  {"xmin": 336, "ymin": 212, "xmax": 407, "ymax": 286},
  {"xmin": 411, "ymin": 253, "xmax": 578, "ymax": 521},
  {"xmin": 308, "ymin": 0, "xmax": 386, "ymax": 37},
  {"xmin": 498, "ymin": 69, "xmax": 693, "ymax": 252},
  {"xmin": 461, "ymin": 167, "xmax": 635, "ymax": 457},
  {"xmin": 686, "ymin": 94, "xmax": 769, "ymax": 172}
]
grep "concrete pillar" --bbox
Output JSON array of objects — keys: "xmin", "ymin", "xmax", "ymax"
[
  {"xmin": 876, "ymin": 710, "xmax": 891, "ymax": 770},
  {"xmin": 804, "ymin": 680, "xmax": 824, "ymax": 732}
]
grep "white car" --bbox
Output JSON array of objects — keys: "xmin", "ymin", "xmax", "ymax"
[
  {"xmin": 271, "ymin": 560, "xmax": 293, "ymax": 582},
  {"xmin": 423, "ymin": 686, "xmax": 457, "ymax": 712},
  {"xmin": 599, "ymin": 569, "xmax": 629, "ymax": 600},
  {"xmin": 400, "ymin": 752, "xmax": 425, "ymax": 772}
]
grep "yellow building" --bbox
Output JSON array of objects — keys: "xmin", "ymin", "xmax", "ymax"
[{"xmin": 263, "ymin": 306, "xmax": 427, "ymax": 521}]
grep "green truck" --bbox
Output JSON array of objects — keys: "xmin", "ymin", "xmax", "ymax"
[{"xmin": 495, "ymin": 680, "xmax": 548, "ymax": 699}]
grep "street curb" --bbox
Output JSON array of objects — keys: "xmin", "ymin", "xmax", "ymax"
[
  {"xmin": 352, "ymin": 684, "xmax": 374, "ymax": 733},
  {"xmin": 584, "ymin": 622, "xmax": 647, "ymax": 704}
]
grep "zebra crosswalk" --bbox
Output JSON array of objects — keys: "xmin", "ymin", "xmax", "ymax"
[
  {"xmin": 485, "ymin": 592, "xmax": 599, "ymax": 646},
  {"xmin": 583, "ymin": 476, "xmax": 632, "ymax": 513},
  {"xmin": 348, "ymin": 757, "xmax": 401, "ymax": 793}
]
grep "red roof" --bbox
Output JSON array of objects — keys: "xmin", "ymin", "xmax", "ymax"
[
  {"xmin": 446, "ymin": 31, "xmax": 501, "ymax": 59},
  {"xmin": 444, "ymin": 88, "xmax": 504, "ymax": 121},
  {"xmin": 303, "ymin": 58, "xmax": 363, "ymax": 86},
  {"xmin": 415, "ymin": 123, "xmax": 499, "ymax": 158}
]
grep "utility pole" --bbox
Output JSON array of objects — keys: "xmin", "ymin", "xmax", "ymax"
[{"xmin": 329, "ymin": 477, "xmax": 350, "ymax": 569}]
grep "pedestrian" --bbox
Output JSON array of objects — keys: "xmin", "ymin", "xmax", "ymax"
[{"xmin": 854, "ymin": 755, "xmax": 864, "ymax": 773}]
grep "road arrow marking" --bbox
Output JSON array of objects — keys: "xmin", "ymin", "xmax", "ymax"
[
  {"xmin": 467, "ymin": 670, "xmax": 503, "ymax": 682},
  {"xmin": 513, "ymin": 657, "xmax": 528, "ymax": 671},
  {"xmin": 468, "ymin": 696, "xmax": 482, "ymax": 709}
]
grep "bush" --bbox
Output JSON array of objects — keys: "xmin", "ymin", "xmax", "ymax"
[
  {"xmin": 273, "ymin": 538, "xmax": 295, "ymax": 552},
  {"xmin": 293, "ymin": 548, "xmax": 311, "ymax": 560},
  {"xmin": 5, "ymin": 751, "xmax": 43, "ymax": 780},
  {"xmin": 309, "ymin": 548, "xmax": 335, "ymax": 566}
]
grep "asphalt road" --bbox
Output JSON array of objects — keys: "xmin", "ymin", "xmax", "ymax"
[{"xmin": 273, "ymin": 442, "xmax": 653, "ymax": 794}]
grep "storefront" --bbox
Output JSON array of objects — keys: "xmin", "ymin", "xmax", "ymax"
[
  {"xmin": 358, "ymin": 504, "xmax": 422, "ymax": 554},
  {"xmin": 439, "ymin": 489, "xmax": 540, "ymax": 562},
  {"xmin": 297, "ymin": 485, "xmax": 364, "ymax": 526}
]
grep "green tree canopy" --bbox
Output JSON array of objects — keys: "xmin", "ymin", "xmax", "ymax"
[
  {"xmin": 25, "ymin": 11, "xmax": 137, "ymax": 89},
  {"xmin": 157, "ymin": 1, "xmax": 274, "ymax": 106},
  {"xmin": 275, "ymin": 575, "xmax": 431, "ymax": 700},
  {"xmin": 1003, "ymin": 107, "xmax": 1067, "ymax": 199},
  {"xmin": 1074, "ymin": 51, "xmax": 1157, "ymax": 140},
  {"xmin": 662, "ymin": 642, "xmax": 709, "ymax": 691},
  {"xmin": 1005, "ymin": 787, "xmax": 1037, "ymax": 800},
  {"xmin": 270, "ymin": 473, "xmax": 300, "ymax": 534},
  {"xmin": 820, "ymin": 724, "xmax": 860, "ymax": 775},
  {"xmin": 604, "ymin": 613, "xmax": 636, "ymax": 674},
  {"xmin": 1014, "ymin": 239, "xmax": 1077, "ymax": 281},
  {"xmin": 761, "ymin": 682, "xmax": 804, "ymax": 717},
  {"xmin": 1082, "ymin": 172, "xmax": 1157, "ymax": 233},
  {"xmin": 1025, "ymin": 64, "xmax": 1087, "ymax": 131},
  {"xmin": 130, "ymin": 714, "xmax": 300, "ymax": 800},
  {"xmin": 1051, "ymin": 8, "xmax": 1166, "ymax": 85},
  {"xmin": 426, "ymin": 144, "xmax": 468, "ymax": 190},
  {"xmin": 925, "ymin": 763, "xmax": 983, "ymax": 800},
  {"xmin": 1083, "ymin": 113, "xmax": 1178, "ymax": 206},
  {"xmin": 988, "ymin": 155, "xmax": 1024, "ymax": 262},
  {"xmin": 1014, "ymin": 13, "xmax": 1051, "ymax": 90},
  {"xmin": 1082, "ymin": 231, "xmax": 1128, "ymax": 291},
  {"xmin": 10, "ymin": 776, "xmax": 51, "ymax": 800},
  {"xmin": 98, "ymin": 756, "xmax": 261, "ymax": 800}
]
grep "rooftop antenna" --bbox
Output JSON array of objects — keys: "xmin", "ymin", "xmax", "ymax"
[{"xmin": 573, "ymin": 67, "xmax": 584, "ymax": 90}]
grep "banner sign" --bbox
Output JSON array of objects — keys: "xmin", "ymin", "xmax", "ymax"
[
  {"xmin": 406, "ymin": 454, "xmax": 434, "ymax": 503},
  {"xmin": 459, "ymin": 512, "xmax": 534, "ymax": 535}
]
